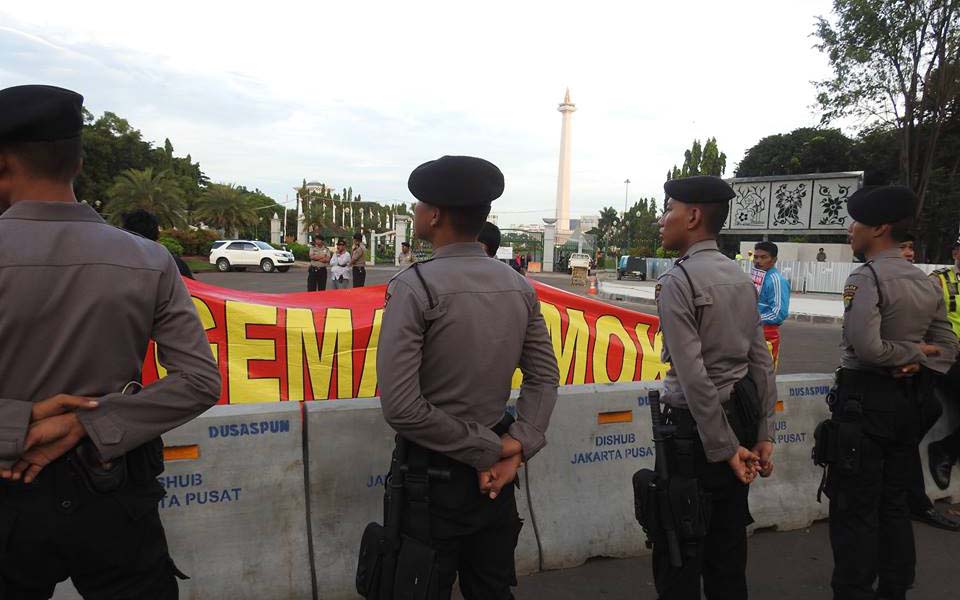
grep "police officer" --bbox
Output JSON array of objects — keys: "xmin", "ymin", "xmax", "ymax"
[
  {"xmin": 376, "ymin": 155, "xmax": 559, "ymax": 599},
  {"xmin": 653, "ymin": 176, "xmax": 778, "ymax": 600},
  {"xmin": 927, "ymin": 240, "xmax": 960, "ymax": 490},
  {"xmin": 478, "ymin": 221, "xmax": 501, "ymax": 258},
  {"xmin": 826, "ymin": 185, "xmax": 957, "ymax": 600},
  {"xmin": 902, "ymin": 238, "xmax": 960, "ymax": 531},
  {"xmin": 0, "ymin": 85, "xmax": 221, "ymax": 597},
  {"xmin": 308, "ymin": 234, "xmax": 331, "ymax": 291},
  {"xmin": 351, "ymin": 231, "xmax": 367, "ymax": 287}
]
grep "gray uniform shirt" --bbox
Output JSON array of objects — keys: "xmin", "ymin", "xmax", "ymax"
[
  {"xmin": 376, "ymin": 242, "xmax": 559, "ymax": 470},
  {"xmin": 656, "ymin": 240, "xmax": 778, "ymax": 463},
  {"xmin": 841, "ymin": 248, "xmax": 957, "ymax": 374},
  {"xmin": 0, "ymin": 201, "xmax": 221, "ymax": 468}
]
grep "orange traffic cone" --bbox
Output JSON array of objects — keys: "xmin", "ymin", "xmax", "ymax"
[{"xmin": 588, "ymin": 276, "xmax": 598, "ymax": 295}]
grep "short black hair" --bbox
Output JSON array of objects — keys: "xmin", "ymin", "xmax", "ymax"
[
  {"xmin": 313, "ymin": 234, "xmax": 325, "ymax": 242},
  {"xmin": 444, "ymin": 203, "xmax": 492, "ymax": 237},
  {"xmin": 697, "ymin": 203, "xmax": 729, "ymax": 235},
  {"xmin": 2, "ymin": 137, "xmax": 83, "ymax": 183},
  {"xmin": 754, "ymin": 241, "xmax": 778, "ymax": 257},
  {"xmin": 353, "ymin": 232, "xmax": 363, "ymax": 240},
  {"xmin": 819, "ymin": 247, "xmax": 824, "ymax": 251},
  {"xmin": 888, "ymin": 216, "xmax": 914, "ymax": 243},
  {"xmin": 121, "ymin": 209, "xmax": 160, "ymax": 241}
]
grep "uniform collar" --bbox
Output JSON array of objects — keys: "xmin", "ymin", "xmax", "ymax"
[
  {"xmin": 0, "ymin": 200, "xmax": 105, "ymax": 223},
  {"xmin": 676, "ymin": 239, "xmax": 719, "ymax": 264},
  {"xmin": 869, "ymin": 248, "xmax": 905, "ymax": 261},
  {"xmin": 431, "ymin": 242, "xmax": 487, "ymax": 259}
]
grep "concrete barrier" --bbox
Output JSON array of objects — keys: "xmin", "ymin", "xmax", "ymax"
[
  {"xmin": 749, "ymin": 374, "xmax": 832, "ymax": 531},
  {"xmin": 48, "ymin": 374, "xmax": 959, "ymax": 598},
  {"xmin": 525, "ymin": 382, "xmax": 657, "ymax": 570},
  {"xmin": 54, "ymin": 403, "xmax": 311, "ymax": 600},
  {"xmin": 306, "ymin": 398, "xmax": 540, "ymax": 600}
]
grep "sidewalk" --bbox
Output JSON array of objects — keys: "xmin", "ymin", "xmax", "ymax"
[{"xmin": 599, "ymin": 278, "xmax": 844, "ymax": 323}]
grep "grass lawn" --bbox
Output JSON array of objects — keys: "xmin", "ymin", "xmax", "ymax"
[{"xmin": 182, "ymin": 257, "xmax": 216, "ymax": 273}]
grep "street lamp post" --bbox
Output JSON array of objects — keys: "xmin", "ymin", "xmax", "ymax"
[{"xmin": 623, "ymin": 178, "xmax": 631, "ymax": 253}]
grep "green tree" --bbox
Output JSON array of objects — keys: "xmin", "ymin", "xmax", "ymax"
[
  {"xmin": 814, "ymin": 0, "xmax": 960, "ymax": 214},
  {"xmin": 667, "ymin": 137, "xmax": 727, "ymax": 180},
  {"xmin": 106, "ymin": 167, "xmax": 185, "ymax": 227},
  {"xmin": 195, "ymin": 183, "xmax": 259, "ymax": 238},
  {"xmin": 735, "ymin": 128, "xmax": 855, "ymax": 176}
]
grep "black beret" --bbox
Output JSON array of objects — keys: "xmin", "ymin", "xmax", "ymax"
[
  {"xmin": 663, "ymin": 176, "xmax": 735, "ymax": 204},
  {"xmin": 477, "ymin": 221, "xmax": 501, "ymax": 255},
  {"xmin": 401, "ymin": 241, "xmax": 410, "ymax": 247},
  {"xmin": 408, "ymin": 155, "xmax": 504, "ymax": 207},
  {"xmin": 353, "ymin": 232, "xmax": 363, "ymax": 240},
  {"xmin": 0, "ymin": 85, "xmax": 84, "ymax": 143},
  {"xmin": 847, "ymin": 185, "xmax": 916, "ymax": 226}
]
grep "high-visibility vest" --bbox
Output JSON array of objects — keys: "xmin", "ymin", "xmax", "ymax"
[{"xmin": 933, "ymin": 268, "xmax": 960, "ymax": 338}]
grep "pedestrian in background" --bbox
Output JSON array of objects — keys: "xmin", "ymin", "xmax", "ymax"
[
  {"xmin": 331, "ymin": 239, "xmax": 352, "ymax": 289},
  {"xmin": 121, "ymin": 208, "xmax": 194, "ymax": 279},
  {"xmin": 398, "ymin": 241, "xmax": 416, "ymax": 267},
  {"xmin": 351, "ymin": 232, "xmax": 367, "ymax": 287}
]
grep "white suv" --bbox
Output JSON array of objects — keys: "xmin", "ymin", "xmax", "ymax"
[{"xmin": 209, "ymin": 240, "xmax": 295, "ymax": 273}]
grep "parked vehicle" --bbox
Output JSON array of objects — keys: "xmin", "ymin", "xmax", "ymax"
[
  {"xmin": 617, "ymin": 255, "xmax": 647, "ymax": 280},
  {"xmin": 209, "ymin": 240, "xmax": 295, "ymax": 273}
]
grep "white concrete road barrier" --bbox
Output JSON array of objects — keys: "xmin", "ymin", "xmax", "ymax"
[
  {"xmin": 51, "ymin": 375, "xmax": 960, "ymax": 598},
  {"xmin": 55, "ymin": 403, "xmax": 312, "ymax": 600}
]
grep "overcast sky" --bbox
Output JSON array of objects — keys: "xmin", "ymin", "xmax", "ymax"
[{"xmin": 1, "ymin": 1, "xmax": 837, "ymax": 227}]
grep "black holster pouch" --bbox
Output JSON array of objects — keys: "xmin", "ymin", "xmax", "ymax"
[
  {"xmin": 727, "ymin": 375, "xmax": 761, "ymax": 448},
  {"xmin": 69, "ymin": 437, "xmax": 165, "ymax": 495},
  {"xmin": 811, "ymin": 376, "xmax": 864, "ymax": 502},
  {"xmin": 668, "ymin": 477, "xmax": 711, "ymax": 544},
  {"xmin": 633, "ymin": 469, "xmax": 660, "ymax": 547}
]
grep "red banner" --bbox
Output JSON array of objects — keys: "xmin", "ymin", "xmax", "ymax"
[{"xmin": 143, "ymin": 279, "xmax": 780, "ymax": 404}]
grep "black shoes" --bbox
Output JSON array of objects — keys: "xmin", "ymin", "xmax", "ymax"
[
  {"xmin": 927, "ymin": 441, "xmax": 955, "ymax": 490},
  {"xmin": 910, "ymin": 507, "xmax": 960, "ymax": 531}
]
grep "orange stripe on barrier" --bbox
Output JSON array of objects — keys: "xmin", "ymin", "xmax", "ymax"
[
  {"xmin": 164, "ymin": 445, "xmax": 200, "ymax": 461},
  {"xmin": 597, "ymin": 410, "xmax": 633, "ymax": 425}
]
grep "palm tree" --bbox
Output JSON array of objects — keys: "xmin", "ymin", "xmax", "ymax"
[
  {"xmin": 195, "ymin": 183, "xmax": 259, "ymax": 238},
  {"xmin": 595, "ymin": 206, "xmax": 621, "ymax": 249},
  {"xmin": 106, "ymin": 167, "xmax": 186, "ymax": 227}
]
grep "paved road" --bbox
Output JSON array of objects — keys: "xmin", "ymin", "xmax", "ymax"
[
  {"xmin": 195, "ymin": 266, "xmax": 842, "ymax": 375},
  {"xmin": 507, "ymin": 516, "xmax": 960, "ymax": 600}
]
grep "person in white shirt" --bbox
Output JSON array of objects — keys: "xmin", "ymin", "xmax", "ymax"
[{"xmin": 330, "ymin": 239, "xmax": 352, "ymax": 289}]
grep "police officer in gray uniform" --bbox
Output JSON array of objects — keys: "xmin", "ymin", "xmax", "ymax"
[
  {"xmin": 653, "ymin": 176, "xmax": 778, "ymax": 600},
  {"xmin": 822, "ymin": 185, "xmax": 956, "ymax": 600},
  {"xmin": 0, "ymin": 85, "xmax": 221, "ymax": 598},
  {"xmin": 376, "ymin": 155, "xmax": 559, "ymax": 600}
]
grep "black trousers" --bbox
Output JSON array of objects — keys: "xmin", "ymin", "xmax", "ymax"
[
  {"xmin": 931, "ymin": 362, "xmax": 960, "ymax": 458},
  {"xmin": 828, "ymin": 374, "xmax": 918, "ymax": 600},
  {"xmin": 0, "ymin": 460, "xmax": 179, "ymax": 600},
  {"xmin": 906, "ymin": 384, "xmax": 943, "ymax": 514},
  {"xmin": 651, "ymin": 431, "xmax": 751, "ymax": 600},
  {"xmin": 398, "ymin": 452, "xmax": 522, "ymax": 600},
  {"xmin": 353, "ymin": 266, "xmax": 366, "ymax": 288},
  {"xmin": 307, "ymin": 266, "xmax": 327, "ymax": 291}
]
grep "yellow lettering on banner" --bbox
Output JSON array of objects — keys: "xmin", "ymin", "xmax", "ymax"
[
  {"xmin": 192, "ymin": 297, "xmax": 219, "ymax": 364},
  {"xmin": 286, "ymin": 307, "xmax": 327, "ymax": 401},
  {"xmin": 635, "ymin": 323, "xmax": 669, "ymax": 381},
  {"xmin": 226, "ymin": 301, "xmax": 280, "ymax": 403},
  {"xmin": 321, "ymin": 308, "xmax": 355, "ymax": 399},
  {"xmin": 540, "ymin": 302, "xmax": 589, "ymax": 385},
  {"xmin": 155, "ymin": 297, "xmax": 220, "ymax": 379},
  {"xmin": 357, "ymin": 309, "xmax": 384, "ymax": 398},
  {"xmin": 593, "ymin": 315, "xmax": 637, "ymax": 384}
]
